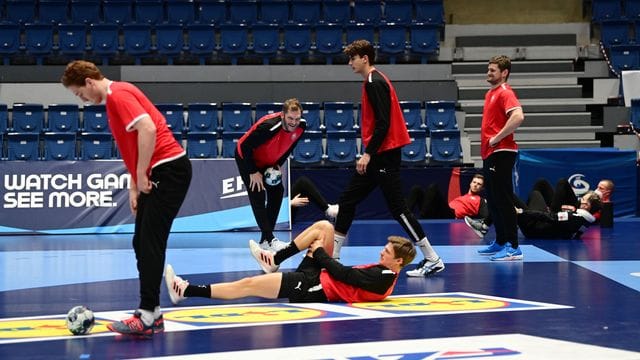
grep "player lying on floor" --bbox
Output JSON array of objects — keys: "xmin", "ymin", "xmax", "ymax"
[{"xmin": 165, "ymin": 220, "xmax": 416, "ymax": 303}]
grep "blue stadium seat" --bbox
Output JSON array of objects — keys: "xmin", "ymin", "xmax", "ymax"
[
  {"xmin": 609, "ymin": 45, "xmax": 640, "ymax": 73},
  {"xmin": 301, "ymin": 102, "xmax": 322, "ymax": 131},
  {"xmin": 600, "ymin": 19, "xmax": 630, "ymax": 48},
  {"xmin": 314, "ymin": 23, "xmax": 344, "ymax": 64},
  {"xmin": 5, "ymin": 0, "xmax": 35, "ymax": 24},
  {"xmin": 229, "ymin": 0, "xmax": 258, "ymax": 25},
  {"xmin": 626, "ymin": 0, "xmax": 640, "ymax": 19},
  {"xmin": 219, "ymin": 23, "xmax": 249, "ymax": 65},
  {"xmin": 198, "ymin": 0, "xmax": 227, "ymax": 25},
  {"xmin": 378, "ymin": 23, "xmax": 407, "ymax": 64},
  {"xmin": 425, "ymin": 100, "xmax": 457, "ymax": 131},
  {"xmin": 384, "ymin": 0, "xmax": 413, "ymax": 24},
  {"xmin": 401, "ymin": 130, "xmax": 427, "ymax": 163},
  {"xmin": 89, "ymin": 23, "xmax": 121, "ymax": 65},
  {"xmin": 186, "ymin": 24, "xmax": 216, "ymax": 65},
  {"xmin": 155, "ymin": 24, "xmax": 184, "ymax": 64},
  {"xmin": 103, "ymin": 0, "xmax": 133, "ymax": 25},
  {"xmin": 122, "ymin": 23, "xmax": 152, "ymax": 64},
  {"xmin": 322, "ymin": 0, "xmax": 351, "ymax": 25},
  {"xmin": 255, "ymin": 102, "xmax": 283, "ymax": 122},
  {"xmin": 0, "ymin": 23, "xmax": 21, "ymax": 65},
  {"xmin": 166, "ymin": 0, "xmax": 196, "ymax": 25},
  {"xmin": 345, "ymin": 23, "xmax": 375, "ymax": 45},
  {"xmin": 409, "ymin": 22, "xmax": 440, "ymax": 63},
  {"xmin": 283, "ymin": 23, "xmax": 312, "ymax": 64},
  {"xmin": 592, "ymin": 0, "xmax": 623, "ymax": 22},
  {"xmin": 43, "ymin": 132, "xmax": 76, "ymax": 161},
  {"xmin": 57, "ymin": 24, "xmax": 87, "ymax": 60},
  {"xmin": 251, "ymin": 23, "xmax": 280, "ymax": 64},
  {"xmin": 82, "ymin": 104, "xmax": 108, "ymax": 133},
  {"xmin": 24, "ymin": 23, "xmax": 54, "ymax": 65},
  {"xmin": 326, "ymin": 130, "xmax": 357, "ymax": 164},
  {"xmin": 352, "ymin": 0, "xmax": 381, "ymax": 24},
  {"xmin": 290, "ymin": 0, "xmax": 321, "ymax": 24},
  {"xmin": 7, "ymin": 133, "xmax": 40, "ymax": 161},
  {"xmin": 0, "ymin": 104, "xmax": 8, "ymax": 134},
  {"xmin": 400, "ymin": 101, "xmax": 424, "ymax": 130},
  {"xmin": 292, "ymin": 130, "xmax": 324, "ymax": 164},
  {"xmin": 11, "ymin": 103, "xmax": 44, "ymax": 133},
  {"xmin": 220, "ymin": 102, "xmax": 252, "ymax": 132},
  {"xmin": 135, "ymin": 0, "xmax": 164, "ymax": 25},
  {"xmin": 70, "ymin": 0, "xmax": 101, "ymax": 25},
  {"xmin": 80, "ymin": 132, "xmax": 113, "ymax": 160},
  {"xmin": 187, "ymin": 103, "xmax": 218, "ymax": 132},
  {"xmin": 38, "ymin": 0, "xmax": 69, "ymax": 24},
  {"xmin": 221, "ymin": 131, "xmax": 243, "ymax": 158},
  {"xmin": 631, "ymin": 98, "xmax": 640, "ymax": 130},
  {"xmin": 260, "ymin": 0, "xmax": 289, "ymax": 24},
  {"xmin": 429, "ymin": 129, "xmax": 462, "ymax": 163},
  {"xmin": 323, "ymin": 102, "xmax": 354, "ymax": 131},
  {"xmin": 156, "ymin": 103, "xmax": 185, "ymax": 134},
  {"xmin": 414, "ymin": 0, "xmax": 444, "ymax": 25},
  {"xmin": 46, "ymin": 104, "xmax": 80, "ymax": 133},
  {"xmin": 187, "ymin": 131, "xmax": 218, "ymax": 158}
]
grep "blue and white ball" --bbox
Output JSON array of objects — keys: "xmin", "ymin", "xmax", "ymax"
[
  {"xmin": 66, "ymin": 305, "xmax": 95, "ymax": 335},
  {"xmin": 264, "ymin": 167, "xmax": 282, "ymax": 186}
]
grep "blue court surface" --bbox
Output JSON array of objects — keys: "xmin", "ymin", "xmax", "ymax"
[{"xmin": 0, "ymin": 219, "xmax": 639, "ymax": 359}]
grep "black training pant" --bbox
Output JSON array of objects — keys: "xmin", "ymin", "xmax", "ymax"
[{"xmin": 483, "ymin": 151, "xmax": 518, "ymax": 247}]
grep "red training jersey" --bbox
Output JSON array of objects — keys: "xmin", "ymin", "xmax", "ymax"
[
  {"xmin": 320, "ymin": 264, "xmax": 398, "ymax": 302},
  {"xmin": 480, "ymin": 83, "xmax": 521, "ymax": 159},
  {"xmin": 449, "ymin": 192, "xmax": 483, "ymax": 219}
]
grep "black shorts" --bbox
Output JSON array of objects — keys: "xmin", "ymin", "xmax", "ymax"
[{"xmin": 278, "ymin": 257, "xmax": 328, "ymax": 303}]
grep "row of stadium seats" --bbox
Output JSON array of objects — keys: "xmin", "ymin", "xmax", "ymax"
[
  {"xmin": 592, "ymin": 0, "xmax": 640, "ymax": 22},
  {"xmin": 0, "ymin": 21, "xmax": 440, "ymax": 65},
  {"xmin": 0, "ymin": 128, "xmax": 462, "ymax": 164},
  {"xmin": 594, "ymin": 1, "xmax": 640, "ymax": 73},
  {"xmin": 0, "ymin": 101, "xmax": 457, "ymax": 135},
  {"xmin": 0, "ymin": 0, "xmax": 445, "ymax": 27}
]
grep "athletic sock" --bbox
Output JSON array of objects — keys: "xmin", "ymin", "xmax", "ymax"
[
  {"xmin": 153, "ymin": 306, "xmax": 161, "ymax": 319},
  {"xmin": 274, "ymin": 241, "xmax": 300, "ymax": 265},
  {"xmin": 137, "ymin": 308, "xmax": 154, "ymax": 327},
  {"xmin": 415, "ymin": 237, "xmax": 438, "ymax": 261},
  {"xmin": 184, "ymin": 284, "xmax": 211, "ymax": 298},
  {"xmin": 333, "ymin": 233, "xmax": 345, "ymax": 259}
]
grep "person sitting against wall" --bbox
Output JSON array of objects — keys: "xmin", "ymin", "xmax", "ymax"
[
  {"xmin": 407, "ymin": 174, "xmax": 488, "ymax": 219},
  {"xmin": 290, "ymin": 176, "xmax": 339, "ymax": 222}
]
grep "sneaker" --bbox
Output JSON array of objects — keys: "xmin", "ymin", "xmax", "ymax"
[
  {"xmin": 465, "ymin": 216, "xmax": 488, "ymax": 238},
  {"xmin": 490, "ymin": 243, "xmax": 524, "ymax": 261},
  {"xmin": 333, "ymin": 235, "xmax": 344, "ymax": 259},
  {"xmin": 249, "ymin": 239, "xmax": 280, "ymax": 273},
  {"xmin": 406, "ymin": 257, "xmax": 445, "ymax": 277},
  {"xmin": 269, "ymin": 238, "xmax": 290, "ymax": 252},
  {"xmin": 106, "ymin": 311, "xmax": 154, "ymax": 338},
  {"xmin": 477, "ymin": 240, "xmax": 505, "ymax": 255},
  {"xmin": 164, "ymin": 264, "xmax": 188, "ymax": 305},
  {"xmin": 258, "ymin": 240, "xmax": 271, "ymax": 251},
  {"xmin": 325, "ymin": 204, "xmax": 339, "ymax": 220},
  {"xmin": 152, "ymin": 315, "xmax": 164, "ymax": 333}
]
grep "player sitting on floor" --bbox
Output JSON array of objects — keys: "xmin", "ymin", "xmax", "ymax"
[{"xmin": 165, "ymin": 220, "xmax": 416, "ymax": 303}]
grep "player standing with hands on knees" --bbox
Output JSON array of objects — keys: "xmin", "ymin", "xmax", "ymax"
[
  {"xmin": 476, "ymin": 55, "xmax": 525, "ymax": 261},
  {"xmin": 61, "ymin": 60, "xmax": 192, "ymax": 338},
  {"xmin": 333, "ymin": 40, "xmax": 444, "ymax": 277},
  {"xmin": 235, "ymin": 99, "xmax": 306, "ymax": 252}
]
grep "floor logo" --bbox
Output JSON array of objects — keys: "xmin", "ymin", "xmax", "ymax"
[
  {"xmin": 351, "ymin": 295, "xmax": 508, "ymax": 312},
  {"xmin": 164, "ymin": 305, "xmax": 324, "ymax": 324},
  {"xmin": 0, "ymin": 319, "xmax": 109, "ymax": 338}
]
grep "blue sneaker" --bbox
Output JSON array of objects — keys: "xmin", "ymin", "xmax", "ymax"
[
  {"xmin": 477, "ymin": 241, "xmax": 504, "ymax": 255},
  {"xmin": 490, "ymin": 243, "xmax": 524, "ymax": 261}
]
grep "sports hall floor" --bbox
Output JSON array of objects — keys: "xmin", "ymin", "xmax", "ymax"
[{"xmin": 0, "ymin": 218, "xmax": 639, "ymax": 359}]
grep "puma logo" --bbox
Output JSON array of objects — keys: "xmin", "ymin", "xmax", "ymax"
[{"xmin": 294, "ymin": 281, "xmax": 302, "ymax": 291}]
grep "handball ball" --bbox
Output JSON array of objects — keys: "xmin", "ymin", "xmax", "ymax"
[
  {"xmin": 264, "ymin": 167, "xmax": 282, "ymax": 186},
  {"xmin": 66, "ymin": 305, "xmax": 95, "ymax": 335}
]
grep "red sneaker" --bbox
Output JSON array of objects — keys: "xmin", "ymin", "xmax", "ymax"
[{"xmin": 107, "ymin": 311, "xmax": 154, "ymax": 338}]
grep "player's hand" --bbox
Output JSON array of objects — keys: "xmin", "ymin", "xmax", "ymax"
[
  {"xmin": 356, "ymin": 153, "xmax": 371, "ymax": 175},
  {"xmin": 137, "ymin": 172, "xmax": 152, "ymax": 194},
  {"xmin": 129, "ymin": 187, "xmax": 139, "ymax": 215},
  {"xmin": 291, "ymin": 194, "xmax": 309, "ymax": 207},
  {"xmin": 489, "ymin": 136, "xmax": 498, "ymax": 147},
  {"xmin": 249, "ymin": 172, "xmax": 265, "ymax": 192}
]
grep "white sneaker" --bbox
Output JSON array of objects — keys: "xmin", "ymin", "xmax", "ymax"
[
  {"xmin": 325, "ymin": 204, "xmax": 339, "ymax": 220},
  {"xmin": 406, "ymin": 257, "xmax": 445, "ymax": 277},
  {"xmin": 332, "ymin": 234, "xmax": 344, "ymax": 259},
  {"xmin": 269, "ymin": 238, "xmax": 290, "ymax": 252},
  {"xmin": 164, "ymin": 264, "xmax": 188, "ymax": 305},
  {"xmin": 249, "ymin": 239, "xmax": 280, "ymax": 273}
]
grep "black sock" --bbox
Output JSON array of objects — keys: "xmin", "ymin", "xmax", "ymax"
[
  {"xmin": 184, "ymin": 284, "xmax": 211, "ymax": 298},
  {"xmin": 273, "ymin": 241, "xmax": 300, "ymax": 265}
]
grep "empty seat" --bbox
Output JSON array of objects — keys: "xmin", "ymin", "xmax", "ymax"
[
  {"xmin": 290, "ymin": 0, "xmax": 321, "ymax": 24},
  {"xmin": 23, "ymin": 23, "xmax": 54, "ymax": 65},
  {"xmin": 228, "ymin": 0, "xmax": 258, "ymax": 25},
  {"xmin": 166, "ymin": 0, "xmax": 196, "ymax": 25},
  {"xmin": 156, "ymin": 103, "xmax": 185, "ymax": 133},
  {"xmin": 322, "ymin": 0, "xmax": 351, "ymax": 25},
  {"xmin": 323, "ymin": 102, "xmax": 354, "ymax": 131},
  {"xmin": 414, "ymin": 0, "xmax": 444, "ymax": 25},
  {"xmin": 326, "ymin": 130, "xmax": 357, "ymax": 164},
  {"xmin": 429, "ymin": 129, "xmax": 461, "ymax": 162},
  {"xmin": 345, "ymin": 23, "xmax": 375, "ymax": 45},
  {"xmin": 187, "ymin": 131, "xmax": 218, "ymax": 158},
  {"xmin": 378, "ymin": 23, "xmax": 407, "ymax": 64},
  {"xmin": 82, "ymin": 104, "xmax": 108, "ymax": 132},
  {"xmin": 401, "ymin": 130, "xmax": 427, "ymax": 163},
  {"xmin": 352, "ymin": 0, "xmax": 381, "ymax": 24},
  {"xmin": 0, "ymin": 104, "xmax": 8, "ymax": 134},
  {"xmin": 592, "ymin": 0, "xmax": 623, "ymax": 22},
  {"xmin": 187, "ymin": 103, "xmax": 218, "ymax": 132},
  {"xmin": 314, "ymin": 23, "xmax": 344, "ymax": 64},
  {"xmin": 198, "ymin": 0, "xmax": 227, "ymax": 25},
  {"xmin": 7, "ymin": 133, "xmax": 40, "ymax": 161},
  {"xmin": 186, "ymin": 24, "xmax": 216, "ymax": 65},
  {"xmin": 301, "ymin": 102, "xmax": 322, "ymax": 131},
  {"xmin": 220, "ymin": 102, "xmax": 252, "ymax": 132},
  {"xmin": 89, "ymin": 23, "xmax": 121, "ymax": 65},
  {"xmin": 39, "ymin": 0, "xmax": 70, "ymax": 24},
  {"xmin": 43, "ymin": 132, "xmax": 76, "ymax": 161},
  {"xmin": 631, "ymin": 98, "xmax": 640, "ymax": 130},
  {"xmin": 425, "ymin": 100, "xmax": 457, "ymax": 131},
  {"xmin": 260, "ymin": 0, "xmax": 289, "ymax": 24},
  {"xmin": 57, "ymin": 24, "xmax": 87, "ymax": 60},
  {"xmin": 46, "ymin": 104, "xmax": 80, "ymax": 133},
  {"xmin": 609, "ymin": 45, "xmax": 640, "ymax": 73},
  {"xmin": 600, "ymin": 19, "xmax": 630, "ymax": 48},
  {"xmin": 400, "ymin": 101, "xmax": 424, "ymax": 130},
  {"xmin": 5, "ymin": 0, "xmax": 35, "ymax": 24},
  {"xmin": 70, "ymin": 0, "xmax": 101, "ymax": 25},
  {"xmin": 292, "ymin": 130, "xmax": 324, "ymax": 164},
  {"xmin": 135, "ymin": 0, "xmax": 164, "ymax": 24},
  {"xmin": 123, "ymin": 23, "xmax": 152, "ymax": 64},
  {"xmin": 221, "ymin": 131, "xmax": 243, "ymax": 158},
  {"xmin": 255, "ymin": 102, "xmax": 283, "ymax": 122},
  {"xmin": 80, "ymin": 132, "xmax": 113, "ymax": 160},
  {"xmin": 219, "ymin": 23, "xmax": 249, "ymax": 65},
  {"xmin": 384, "ymin": 0, "xmax": 413, "ymax": 24},
  {"xmin": 11, "ymin": 103, "xmax": 44, "ymax": 133},
  {"xmin": 103, "ymin": 0, "xmax": 133, "ymax": 25},
  {"xmin": 626, "ymin": 0, "xmax": 640, "ymax": 19},
  {"xmin": 155, "ymin": 24, "xmax": 184, "ymax": 64},
  {"xmin": 409, "ymin": 22, "xmax": 440, "ymax": 63},
  {"xmin": 251, "ymin": 23, "xmax": 280, "ymax": 64},
  {"xmin": 0, "ymin": 23, "xmax": 21, "ymax": 65},
  {"xmin": 283, "ymin": 23, "xmax": 312, "ymax": 64}
]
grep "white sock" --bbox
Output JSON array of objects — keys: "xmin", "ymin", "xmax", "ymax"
[
  {"xmin": 138, "ymin": 308, "xmax": 154, "ymax": 326},
  {"xmin": 333, "ymin": 233, "xmax": 345, "ymax": 259},
  {"xmin": 153, "ymin": 306, "xmax": 161, "ymax": 319},
  {"xmin": 415, "ymin": 237, "xmax": 438, "ymax": 261}
]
